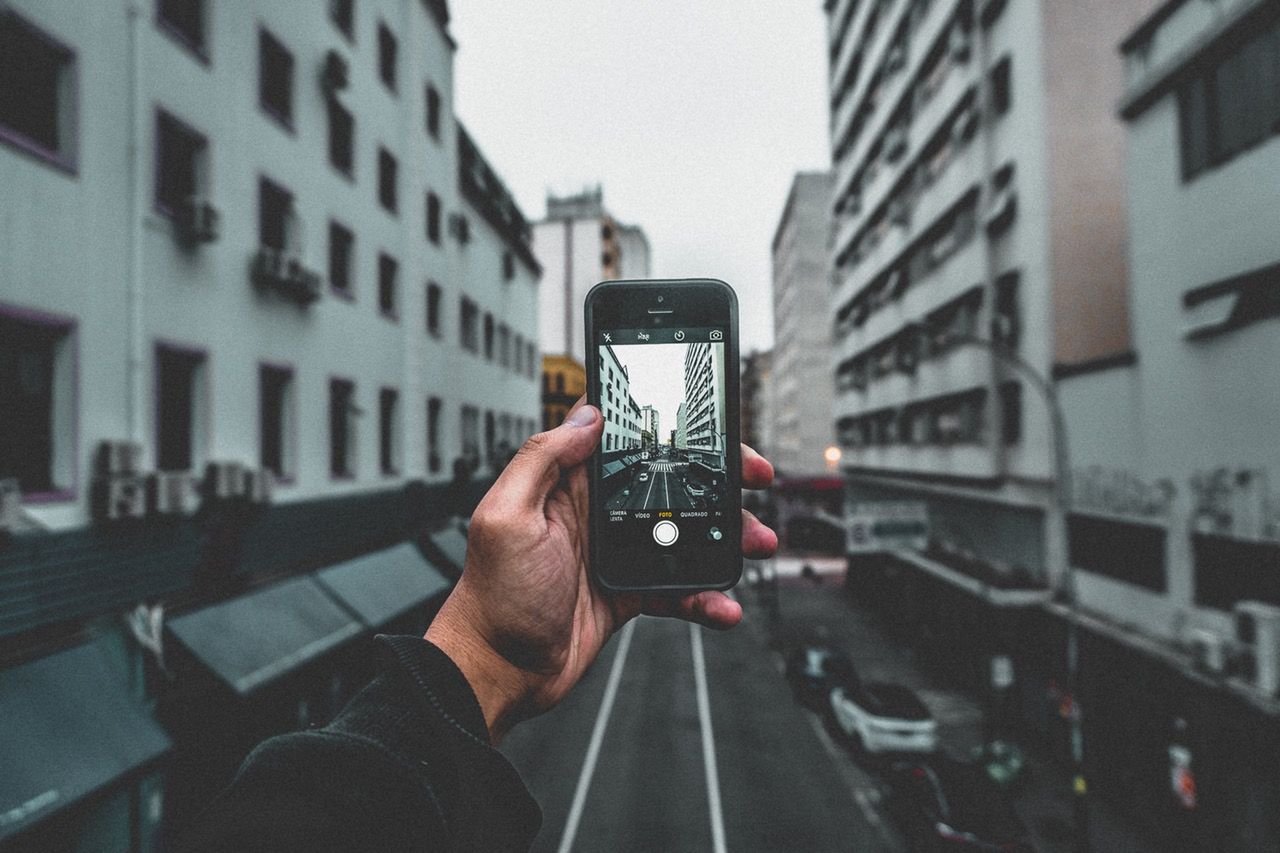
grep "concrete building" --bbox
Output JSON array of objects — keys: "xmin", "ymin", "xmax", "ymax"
[
  {"xmin": 739, "ymin": 349, "xmax": 774, "ymax": 459},
  {"xmin": 770, "ymin": 171, "xmax": 834, "ymax": 477},
  {"xmin": 541, "ymin": 353, "xmax": 585, "ymax": 431},
  {"xmin": 675, "ymin": 401, "xmax": 688, "ymax": 452},
  {"xmin": 640, "ymin": 404, "xmax": 659, "ymax": 450},
  {"xmin": 532, "ymin": 186, "xmax": 651, "ymax": 362},
  {"xmin": 0, "ymin": 0, "xmax": 536, "ymax": 846},
  {"xmin": 683, "ymin": 342, "xmax": 727, "ymax": 468},
  {"xmin": 598, "ymin": 345, "xmax": 641, "ymax": 453},
  {"xmin": 1050, "ymin": 2, "xmax": 1280, "ymax": 846}
]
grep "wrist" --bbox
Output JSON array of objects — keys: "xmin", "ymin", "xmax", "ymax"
[{"xmin": 425, "ymin": 589, "xmax": 531, "ymax": 742}]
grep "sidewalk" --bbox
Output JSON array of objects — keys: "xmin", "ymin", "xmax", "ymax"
[{"xmin": 742, "ymin": 567, "xmax": 1160, "ymax": 853}]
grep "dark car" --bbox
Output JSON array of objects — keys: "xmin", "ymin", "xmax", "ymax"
[
  {"xmin": 784, "ymin": 643, "xmax": 859, "ymax": 712},
  {"xmin": 883, "ymin": 755, "xmax": 1033, "ymax": 852}
]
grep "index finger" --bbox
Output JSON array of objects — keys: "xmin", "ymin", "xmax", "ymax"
[{"xmin": 741, "ymin": 443, "xmax": 774, "ymax": 490}]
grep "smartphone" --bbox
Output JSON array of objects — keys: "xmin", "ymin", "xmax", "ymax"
[{"xmin": 584, "ymin": 279, "xmax": 742, "ymax": 593}]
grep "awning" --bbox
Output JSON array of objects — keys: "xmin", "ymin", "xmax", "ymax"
[
  {"xmin": 0, "ymin": 641, "xmax": 171, "ymax": 840},
  {"xmin": 427, "ymin": 527, "xmax": 469, "ymax": 576},
  {"xmin": 315, "ymin": 543, "xmax": 451, "ymax": 628},
  {"xmin": 168, "ymin": 577, "xmax": 363, "ymax": 696}
]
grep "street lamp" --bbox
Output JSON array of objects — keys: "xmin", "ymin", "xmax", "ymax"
[{"xmin": 902, "ymin": 323, "xmax": 1088, "ymax": 851}]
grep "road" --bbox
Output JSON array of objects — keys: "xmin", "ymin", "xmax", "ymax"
[{"xmin": 606, "ymin": 460, "xmax": 698, "ymax": 511}]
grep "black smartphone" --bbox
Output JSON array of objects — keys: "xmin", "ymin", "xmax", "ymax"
[{"xmin": 584, "ymin": 279, "xmax": 742, "ymax": 593}]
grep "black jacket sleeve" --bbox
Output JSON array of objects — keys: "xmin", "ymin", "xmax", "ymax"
[{"xmin": 178, "ymin": 635, "xmax": 541, "ymax": 853}]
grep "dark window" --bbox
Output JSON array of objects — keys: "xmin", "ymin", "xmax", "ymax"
[
  {"xmin": 426, "ymin": 191, "xmax": 441, "ymax": 243},
  {"xmin": 156, "ymin": 346, "xmax": 204, "ymax": 472},
  {"xmin": 0, "ymin": 10, "xmax": 76, "ymax": 167},
  {"xmin": 0, "ymin": 314, "xmax": 72, "ymax": 494},
  {"xmin": 998, "ymin": 381, "xmax": 1021, "ymax": 445},
  {"xmin": 427, "ymin": 397, "xmax": 442, "ymax": 473},
  {"xmin": 155, "ymin": 110, "xmax": 207, "ymax": 215},
  {"xmin": 527, "ymin": 343, "xmax": 536, "ymax": 377},
  {"xmin": 378, "ymin": 147, "xmax": 398, "ymax": 213},
  {"xmin": 258, "ymin": 29, "xmax": 294, "ymax": 129},
  {"xmin": 990, "ymin": 56, "xmax": 1011, "ymax": 116},
  {"xmin": 327, "ymin": 99, "xmax": 354, "ymax": 176},
  {"xmin": 484, "ymin": 411, "xmax": 495, "ymax": 462},
  {"xmin": 426, "ymin": 84, "xmax": 442, "ymax": 138},
  {"xmin": 1068, "ymin": 514, "xmax": 1167, "ymax": 592},
  {"xmin": 1178, "ymin": 17, "xmax": 1280, "ymax": 179},
  {"xmin": 158, "ymin": 0, "xmax": 206, "ymax": 56},
  {"xmin": 1193, "ymin": 534, "xmax": 1280, "ymax": 610},
  {"xmin": 329, "ymin": 221, "xmax": 354, "ymax": 295},
  {"xmin": 377, "ymin": 21, "xmax": 397, "ymax": 92},
  {"xmin": 555, "ymin": 373, "xmax": 565, "ymax": 393},
  {"xmin": 378, "ymin": 253, "xmax": 398, "ymax": 318},
  {"xmin": 426, "ymin": 282, "xmax": 442, "ymax": 335},
  {"xmin": 259, "ymin": 365, "xmax": 292, "ymax": 479},
  {"xmin": 258, "ymin": 178, "xmax": 292, "ymax": 250},
  {"xmin": 460, "ymin": 297, "xmax": 479, "ymax": 352},
  {"xmin": 483, "ymin": 313, "xmax": 495, "ymax": 360},
  {"xmin": 379, "ymin": 388, "xmax": 399, "ymax": 474},
  {"xmin": 503, "ymin": 251, "xmax": 515, "ymax": 281},
  {"xmin": 330, "ymin": 0, "xmax": 354, "ymax": 40},
  {"xmin": 329, "ymin": 379, "xmax": 355, "ymax": 477}
]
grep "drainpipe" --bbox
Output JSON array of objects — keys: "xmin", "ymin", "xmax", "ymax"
[{"xmin": 125, "ymin": 2, "xmax": 146, "ymax": 451}]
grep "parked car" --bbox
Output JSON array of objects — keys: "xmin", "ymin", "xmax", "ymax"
[
  {"xmin": 784, "ymin": 643, "xmax": 858, "ymax": 712},
  {"xmin": 638, "ymin": 471, "xmax": 650, "ymax": 482},
  {"xmin": 883, "ymin": 755, "xmax": 1033, "ymax": 851},
  {"xmin": 829, "ymin": 681, "xmax": 938, "ymax": 757}
]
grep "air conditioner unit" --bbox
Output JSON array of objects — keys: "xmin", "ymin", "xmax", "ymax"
[
  {"xmin": 1189, "ymin": 628, "xmax": 1228, "ymax": 675},
  {"xmin": 1234, "ymin": 600, "xmax": 1280, "ymax": 696},
  {"xmin": 148, "ymin": 471, "xmax": 196, "ymax": 516},
  {"xmin": 96, "ymin": 440, "xmax": 143, "ymax": 478},
  {"xmin": 179, "ymin": 195, "xmax": 220, "ymax": 244},
  {"xmin": 204, "ymin": 461, "xmax": 247, "ymax": 501},
  {"xmin": 243, "ymin": 468, "xmax": 274, "ymax": 504},
  {"xmin": 0, "ymin": 478, "xmax": 21, "ymax": 532},
  {"xmin": 950, "ymin": 26, "xmax": 973, "ymax": 63},
  {"xmin": 252, "ymin": 248, "xmax": 322, "ymax": 305},
  {"xmin": 321, "ymin": 49, "xmax": 349, "ymax": 92},
  {"xmin": 449, "ymin": 213, "xmax": 470, "ymax": 244},
  {"xmin": 985, "ymin": 185, "xmax": 1017, "ymax": 233},
  {"xmin": 92, "ymin": 476, "xmax": 147, "ymax": 522}
]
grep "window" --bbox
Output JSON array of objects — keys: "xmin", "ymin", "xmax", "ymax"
[
  {"xmin": 378, "ymin": 253, "xmax": 398, "ymax": 319},
  {"xmin": 155, "ymin": 110, "xmax": 207, "ymax": 215},
  {"xmin": 0, "ymin": 310, "xmax": 75, "ymax": 497},
  {"xmin": 426, "ymin": 191, "xmax": 441, "ymax": 244},
  {"xmin": 0, "ymin": 9, "xmax": 77, "ymax": 170},
  {"xmin": 330, "ymin": 0, "xmax": 354, "ymax": 40},
  {"xmin": 259, "ymin": 364, "xmax": 294, "ymax": 481},
  {"xmin": 426, "ymin": 282, "xmax": 442, "ymax": 336},
  {"xmin": 329, "ymin": 378, "xmax": 356, "ymax": 478},
  {"xmin": 513, "ymin": 334, "xmax": 524, "ymax": 374},
  {"xmin": 377, "ymin": 21, "xmax": 397, "ymax": 92},
  {"xmin": 1178, "ymin": 17, "xmax": 1280, "ymax": 179},
  {"xmin": 989, "ymin": 56, "xmax": 1012, "ymax": 116},
  {"xmin": 527, "ymin": 343, "xmax": 537, "ymax": 378},
  {"xmin": 483, "ymin": 313, "xmax": 495, "ymax": 360},
  {"xmin": 484, "ymin": 411, "xmax": 496, "ymax": 462},
  {"xmin": 157, "ymin": 0, "xmax": 206, "ymax": 58},
  {"xmin": 327, "ymin": 99, "xmax": 354, "ymax": 176},
  {"xmin": 503, "ymin": 252, "xmax": 515, "ymax": 281},
  {"xmin": 999, "ymin": 381, "xmax": 1021, "ymax": 445},
  {"xmin": 461, "ymin": 405, "xmax": 480, "ymax": 461},
  {"xmin": 259, "ymin": 29, "xmax": 294, "ymax": 130},
  {"xmin": 460, "ymin": 297, "xmax": 479, "ymax": 352},
  {"xmin": 329, "ymin": 221, "xmax": 354, "ymax": 297},
  {"xmin": 378, "ymin": 147, "xmax": 398, "ymax": 213},
  {"xmin": 259, "ymin": 178, "xmax": 293, "ymax": 250},
  {"xmin": 1069, "ymin": 514, "xmax": 1167, "ymax": 592},
  {"xmin": 498, "ymin": 324, "xmax": 510, "ymax": 368},
  {"xmin": 427, "ymin": 397, "xmax": 442, "ymax": 473},
  {"xmin": 379, "ymin": 387, "xmax": 400, "ymax": 475},
  {"xmin": 425, "ymin": 84, "xmax": 442, "ymax": 138},
  {"xmin": 156, "ymin": 345, "xmax": 206, "ymax": 473}
]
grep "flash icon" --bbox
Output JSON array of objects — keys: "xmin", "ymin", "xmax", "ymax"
[{"xmin": 603, "ymin": 332, "xmax": 612, "ymax": 342}]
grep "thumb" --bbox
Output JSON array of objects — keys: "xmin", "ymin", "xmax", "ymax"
[{"xmin": 489, "ymin": 405, "xmax": 602, "ymax": 512}]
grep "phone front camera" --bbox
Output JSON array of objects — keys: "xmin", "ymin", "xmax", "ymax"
[{"xmin": 657, "ymin": 294, "xmax": 665, "ymax": 303}]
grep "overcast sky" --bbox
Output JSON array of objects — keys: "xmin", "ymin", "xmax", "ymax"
[
  {"xmin": 609, "ymin": 341, "xmax": 720, "ymax": 438},
  {"xmin": 449, "ymin": 1, "xmax": 831, "ymax": 353}
]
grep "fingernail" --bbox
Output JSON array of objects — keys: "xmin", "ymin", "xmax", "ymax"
[{"xmin": 566, "ymin": 406, "xmax": 598, "ymax": 427}]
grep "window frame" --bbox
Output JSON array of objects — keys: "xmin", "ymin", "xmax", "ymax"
[
  {"xmin": 258, "ymin": 361, "xmax": 297, "ymax": 484},
  {"xmin": 425, "ymin": 83, "xmax": 442, "ymax": 139},
  {"xmin": 153, "ymin": 340, "xmax": 209, "ymax": 475},
  {"xmin": 0, "ymin": 8, "xmax": 79, "ymax": 174},
  {"xmin": 257, "ymin": 175, "xmax": 295, "ymax": 251},
  {"xmin": 426, "ymin": 191, "xmax": 441, "ymax": 244},
  {"xmin": 377, "ymin": 20, "xmax": 398, "ymax": 93},
  {"xmin": 155, "ymin": 0, "xmax": 209, "ymax": 64},
  {"xmin": 328, "ymin": 376, "xmax": 358, "ymax": 480},
  {"xmin": 377, "ymin": 146, "xmax": 398, "ymax": 214},
  {"xmin": 378, "ymin": 386, "xmax": 401, "ymax": 476},
  {"xmin": 328, "ymin": 219, "xmax": 355, "ymax": 301},
  {"xmin": 426, "ymin": 396, "xmax": 442, "ymax": 474},
  {"xmin": 327, "ymin": 97, "xmax": 355, "ymax": 179},
  {"xmin": 330, "ymin": 0, "xmax": 355, "ymax": 42},
  {"xmin": 377, "ymin": 252, "xmax": 399, "ymax": 321},
  {"xmin": 153, "ymin": 107, "xmax": 209, "ymax": 220},
  {"xmin": 258, "ymin": 26, "xmax": 295, "ymax": 133},
  {"xmin": 426, "ymin": 281, "xmax": 442, "ymax": 337}
]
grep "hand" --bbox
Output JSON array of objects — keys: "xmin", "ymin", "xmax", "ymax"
[{"xmin": 425, "ymin": 399, "xmax": 777, "ymax": 740}]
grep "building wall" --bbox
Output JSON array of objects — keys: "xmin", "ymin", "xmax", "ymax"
[
  {"xmin": 683, "ymin": 342, "xmax": 726, "ymax": 466},
  {"xmin": 599, "ymin": 345, "xmax": 640, "ymax": 451}
]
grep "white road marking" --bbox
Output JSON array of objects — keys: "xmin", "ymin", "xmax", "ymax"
[
  {"xmin": 642, "ymin": 469, "xmax": 657, "ymax": 507},
  {"xmin": 691, "ymin": 624, "xmax": 728, "ymax": 853},
  {"xmin": 557, "ymin": 620, "xmax": 636, "ymax": 853},
  {"xmin": 663, "ymin": 470, "xmax": 671, "ymax": 506}
]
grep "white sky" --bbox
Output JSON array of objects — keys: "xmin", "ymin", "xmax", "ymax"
[
  {"xmin": 609, "ymin": 342, "xmax": 695, "ymax": 438},
  {"xmin": 449, "ymin": 0, "xmax": 832, "ymax": 353}
]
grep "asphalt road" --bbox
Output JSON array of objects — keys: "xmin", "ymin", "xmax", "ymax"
[
  {"xmin": 606, "ymin": 461, "xmax": 697, "ymax": 511},
  {"xmin": 501, "ymin": 604, "xmax": 903, "ymax": 852}
]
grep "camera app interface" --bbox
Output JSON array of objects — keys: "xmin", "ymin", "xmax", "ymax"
[{"xmin": 597, "ymin": 327, "xmax": 729, "ymax": 550}]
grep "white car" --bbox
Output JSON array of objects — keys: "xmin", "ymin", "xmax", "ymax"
[
  {"xmin": 638, "ymin": 472, "xmax": 650, "ymax": 482},
  {"xmin": 829, "ymin": 682, "xmax": 937, "ymax": 756}
]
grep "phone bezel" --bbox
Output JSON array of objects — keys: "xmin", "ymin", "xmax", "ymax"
[{"xmin": 583, "ymin": 278, "xmax": 742, "ymax": 594}]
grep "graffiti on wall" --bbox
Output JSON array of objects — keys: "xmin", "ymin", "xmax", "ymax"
[{"xmin": 1190, "ymin": 467, "xmax": 1280, "ymax": 541}]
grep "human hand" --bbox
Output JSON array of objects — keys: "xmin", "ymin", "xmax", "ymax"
[{"xmin": 425, "ymin": 399, "xmax": 777, "ymax": 740}]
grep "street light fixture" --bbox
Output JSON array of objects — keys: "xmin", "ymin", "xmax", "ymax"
[{"xmin": 901, "ymin": 322, "xmax": 1089, "ymax": 851}]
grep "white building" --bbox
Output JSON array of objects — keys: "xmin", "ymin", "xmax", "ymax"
[
  {"xmin": 0, "ymin": 0, "xmax": 540, "ymax": 536},
  {"xmin": 825, "ymin": 0, "xmax": 1159, "ymax": 587},
  {"xmin": 641, "ymin": 404, "xmax": 659, "ymax": 449},
  {"xmin": 683, "ymin": 342, "xmax": 726, "ymax": 467},
  {"xmin": 770, "ymin": 172, "xmax": 834, "ymax": 477},
  {"xmin": 675, "ymin": 401, "xmax": 688, "ymax": 451},
  {"xmin": 599, "ymin": 345, "xmax": 641, "ymax": 453},
  {"xmin": 532, "ymin": 186, "xmax": 651, "ymax": 361}
]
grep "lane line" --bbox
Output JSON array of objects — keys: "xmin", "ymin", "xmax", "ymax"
[
  {"xmin": 663, "ymin": 469, "xmax": 671, "ymax": 506},
  {"xmin": 557, "ymin": 620, "xmax": 637, "ymax": 853},
  {"xmin": 642, "ymin": 467, "xmax": 657, "ymax": 508},
  {"xmin": 690, "ymin": 624, "xmax": 729, "ymax": 853}
]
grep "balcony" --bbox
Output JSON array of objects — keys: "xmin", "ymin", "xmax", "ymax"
[
  {"xmin": 251, "ymin": 247, "xmax": 322, "ymax": 305},
  {"xmin": 838, "ymin": 440, "xmax": 998, "ymax": 480}
]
